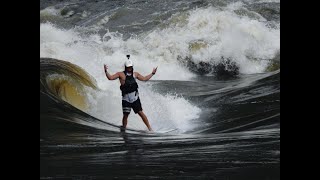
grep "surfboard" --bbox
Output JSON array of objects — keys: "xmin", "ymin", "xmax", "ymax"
[{"xmin": 119, "ymin": 126, "xmax": 178, "ymax": 134}]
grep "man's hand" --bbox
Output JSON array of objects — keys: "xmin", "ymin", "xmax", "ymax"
[
  {"xmin": 104, "ymin": 64, "xmax": 109, "ymax": 74},
  {"xmin": 152, "ymin": 67, "xmax": 158, "ymax": 75},
  {"xmin": 104, "ymin": 65, "xmax": 119, "ymax": 80}
]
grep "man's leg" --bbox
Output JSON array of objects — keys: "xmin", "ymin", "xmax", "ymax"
[
  {"xmin": 122, "ymin": 113, "xmax": 129, "ymax": 128},
  {"xmin": 122, "ymin": 100, "xmax": 131, "ymax": 130},
  {"xmin": 137, "ymin": 111, "xmax": 153, "ymax": 131}
]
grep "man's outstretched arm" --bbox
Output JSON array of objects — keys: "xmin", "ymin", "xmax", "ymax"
[
  {"xmin": 104, "ymin": 64, "xmax": 120, "ymax": 80},
  {"xmin": 136, "ymin": 67, "xmax": 157, "ymax": 81}
]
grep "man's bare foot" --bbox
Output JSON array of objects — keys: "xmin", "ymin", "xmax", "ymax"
[{"xmin": 120, "ymin": 126, "xmax": 126, "ymax": 132}]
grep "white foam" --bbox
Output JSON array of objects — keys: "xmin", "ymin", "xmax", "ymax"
[
  {"xmin": 40, "ymin": 4, "xmax": 280, "ymax": 78},
  {"xmin": 84, "ymin": 83, "xmax": 200, "ymax": 132},
  {"xmin": 143, "ymin": 4, "xmax": 279, "ymax": 74}
]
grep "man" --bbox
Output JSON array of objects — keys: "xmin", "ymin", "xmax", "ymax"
[{"xmin": 104, "ymin": 55, "xmax": 157, "ymax": 132}]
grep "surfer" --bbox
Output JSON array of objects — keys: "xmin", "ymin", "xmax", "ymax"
[{"xmin": 104, "ymin": 55, "xmax": 157, "ymax": 132}]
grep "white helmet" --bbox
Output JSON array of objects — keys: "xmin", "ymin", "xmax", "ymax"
[{"xmin": 124, "ymin": 59, "xmax": 133, "ymax": 67}]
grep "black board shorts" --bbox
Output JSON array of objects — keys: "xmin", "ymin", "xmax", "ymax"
[{"xmin": 122, "ymin": 98, "xmax": 142, "ymax": 114}]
